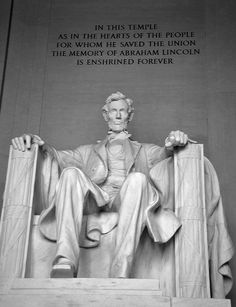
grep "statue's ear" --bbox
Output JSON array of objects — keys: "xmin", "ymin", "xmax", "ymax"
[
  {"xmin": 128, "ymin": 111, "xmax": 134, "ymax": 122},
  {"xmin": 102, "ymin": 110, "xmax": 109, "ymax": 122}
]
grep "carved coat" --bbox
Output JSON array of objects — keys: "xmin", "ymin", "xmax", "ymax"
[{"xmin": 38, "ymin": 137, "xmax": 180, "ymax": 245}]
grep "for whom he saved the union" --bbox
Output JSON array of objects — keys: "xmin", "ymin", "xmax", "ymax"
[{"xmin": 12, "ymin": 92, "xmax": 233, "ymax": 298}]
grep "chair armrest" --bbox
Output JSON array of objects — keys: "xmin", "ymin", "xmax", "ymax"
[
  {"xmin": 0, "ymin": 144, "xmax": 38, "ymax": 278},
  {"xmin": 174, "ymin": 143, "xmax": 210, "ymax": 298}
]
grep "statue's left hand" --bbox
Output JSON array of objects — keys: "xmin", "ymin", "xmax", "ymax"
[{"xmin": 165, "ymin": 130, "xmax": 189, "ymax": 150}]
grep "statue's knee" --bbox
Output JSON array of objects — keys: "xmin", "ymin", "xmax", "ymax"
[
  {"xmin": 126, "ymin": 172, "xmax": 148, "ymax": 186},
  {"xmin": 60, "ymin": 167, "xmax": 84, "ymax": 181}
]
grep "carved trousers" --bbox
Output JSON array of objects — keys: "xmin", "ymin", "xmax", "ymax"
[{"xmin": 53, "ymin": 167, "xmax": 158, "ymax": 277}]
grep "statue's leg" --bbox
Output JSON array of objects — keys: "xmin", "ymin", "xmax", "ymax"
[
  {"xmin": 110, "ymin": 172, "xmax": 156, "ymax": 278},
  {"xmin": 51, "ymin": 167, "xmax": 108, "ymax": 278}
]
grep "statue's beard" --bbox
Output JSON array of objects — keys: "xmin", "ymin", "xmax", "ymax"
[{"xmin": 108, "ymin": 120, "xmax": 128, "ymax": 132}]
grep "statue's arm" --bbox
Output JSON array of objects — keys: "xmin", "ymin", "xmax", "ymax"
[
  {"xmin": 11, "ymin": 134, "xmax": 84, "ymax": 170},
  {"xmin": 145, "ymin": 144, "xmax": 172, "ymax": 169},
  {"xmin": 146, "ymin": 130, "xmax": 189, "ymax": 168},
  {"xmin": 11, "ymin": 134, "xmax": 86, "ymax": 213}
]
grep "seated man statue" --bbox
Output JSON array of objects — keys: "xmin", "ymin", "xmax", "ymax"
[{"xmin": 11, "ymin": 92, "xmax": 230, "ymax": 286}]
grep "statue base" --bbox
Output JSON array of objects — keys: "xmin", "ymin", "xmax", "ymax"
[{"xmin": 0, "ymin": 278, "xmax": 231, "ymax": 307}]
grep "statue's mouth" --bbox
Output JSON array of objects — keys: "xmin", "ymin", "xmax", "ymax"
[{"xmin": 108, "ymin": 121, "xmax": 127, "ymax": 131}]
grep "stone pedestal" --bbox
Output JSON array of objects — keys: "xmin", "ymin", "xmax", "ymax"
[{"xmin": 0, "ymin": 278, "xmax": 231, "ymax": 307}]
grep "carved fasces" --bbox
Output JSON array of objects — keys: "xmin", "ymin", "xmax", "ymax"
[
  {"xmin": 174, "ymin": 144, "xmax": 210, "ymax": 298},
  {"xmin": 0, "ymin": 145, "xmax": 38, "ymax": 278}
]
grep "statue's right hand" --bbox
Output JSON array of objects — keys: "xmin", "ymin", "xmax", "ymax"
[{"xmin": 11, "ymin": 134, "xmax": 45, "ymax": 151}]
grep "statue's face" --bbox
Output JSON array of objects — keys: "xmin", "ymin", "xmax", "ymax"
[{"xmin": 106, "ymin": 99, "xmax": 129, "ymax": 132}]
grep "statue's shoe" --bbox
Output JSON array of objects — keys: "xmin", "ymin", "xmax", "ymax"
[{"xmin": 50, "ymin": 259, "xmax": 75, "ymax": 278}]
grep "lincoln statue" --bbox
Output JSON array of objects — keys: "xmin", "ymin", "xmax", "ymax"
[{"xmin": 11, "ymin": 92, "xmax": 233, "ymax": 296}]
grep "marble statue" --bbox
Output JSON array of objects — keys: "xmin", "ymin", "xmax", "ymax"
[{"xmin": 10, "ymin": 92, "xmax": 234, "ymax": 298}]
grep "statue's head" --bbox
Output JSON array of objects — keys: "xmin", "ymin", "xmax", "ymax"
[{"xmin": 102, "ymin": 92, "xmax": 134, "ymax": 132}]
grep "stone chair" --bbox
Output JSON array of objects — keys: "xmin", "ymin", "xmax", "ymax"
[{"xmin": 0, "ymin": 143, "xmax": 233, "ymax": 306}]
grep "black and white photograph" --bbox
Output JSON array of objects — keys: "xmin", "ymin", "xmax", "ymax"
[{"xmin": 0, "ymin": 0, "xmax": 235, "ymax": 306}]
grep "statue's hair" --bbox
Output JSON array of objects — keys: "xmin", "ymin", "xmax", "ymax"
[{"xmin": 102, "ymin": 92, "xmax": 134, "ymax": 117}]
